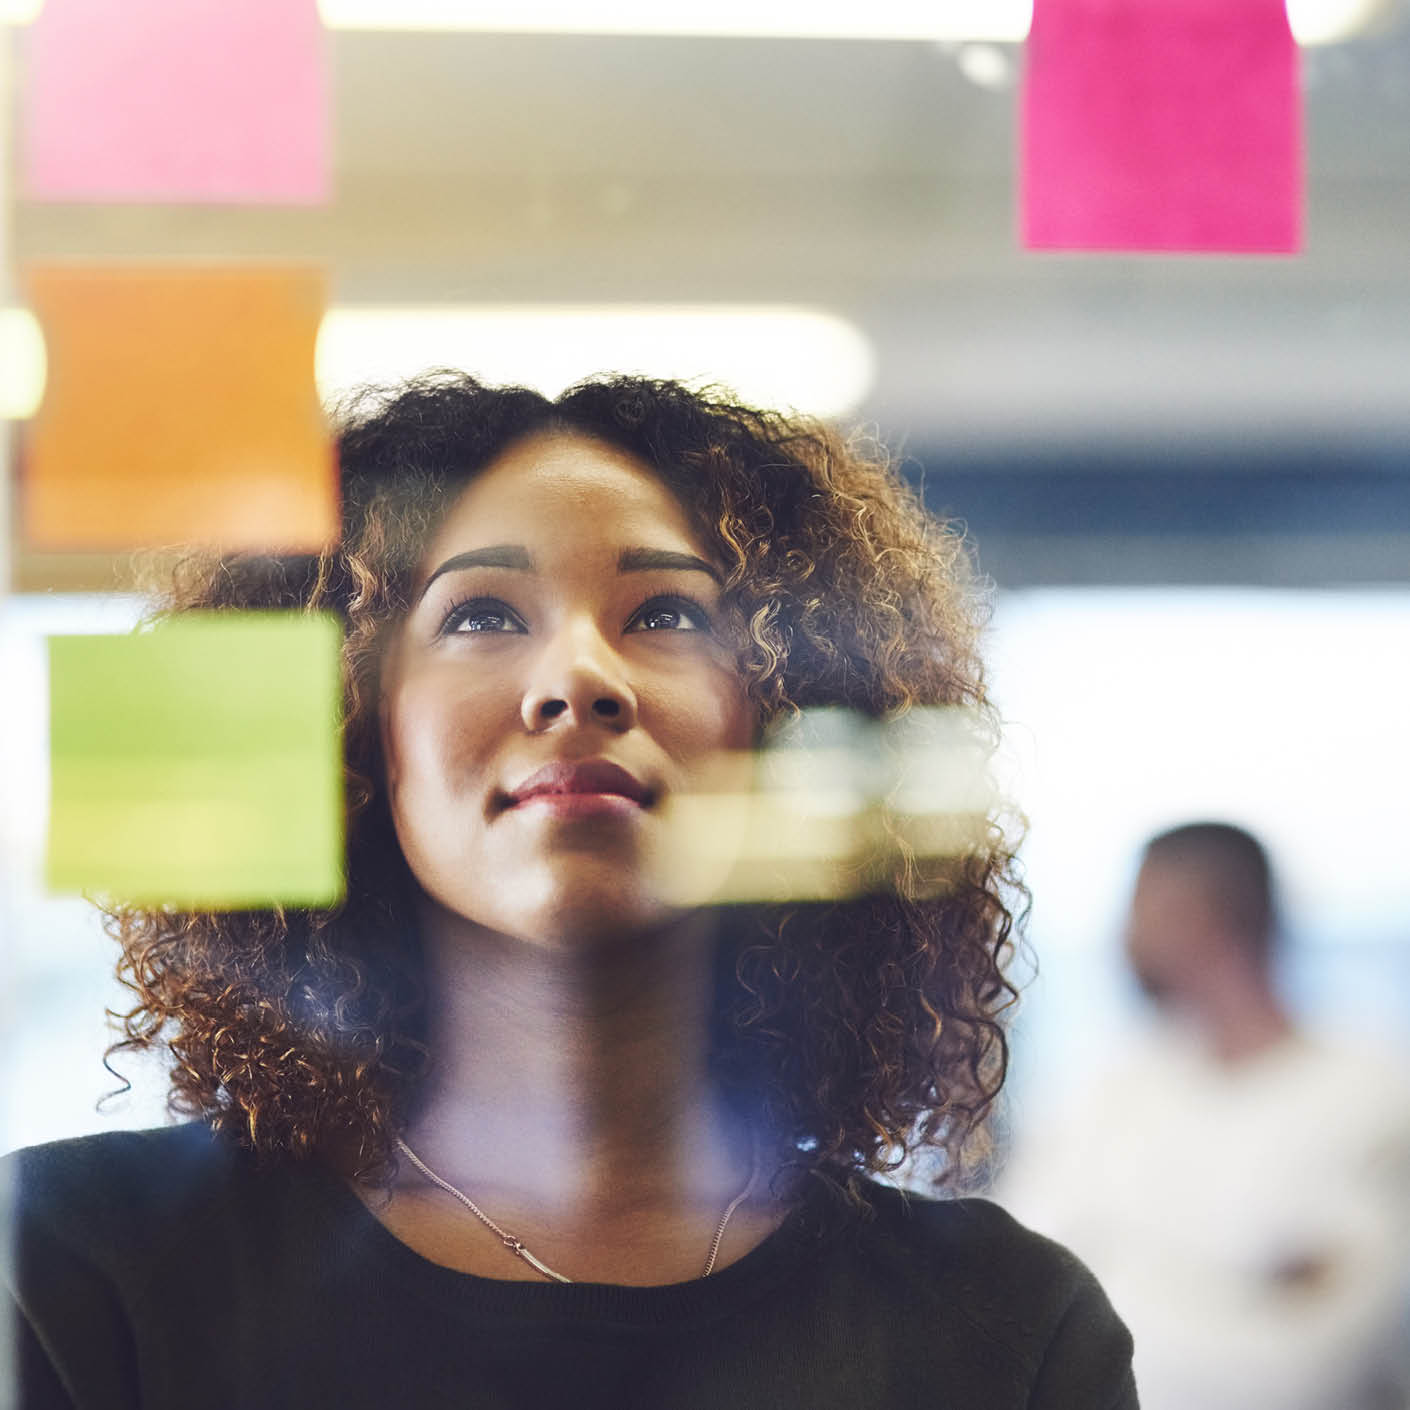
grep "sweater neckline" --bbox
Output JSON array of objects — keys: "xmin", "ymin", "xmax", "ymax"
[{"xmin": 306, "ymin": 1160, "xmax": 847, "ymax": 1328}]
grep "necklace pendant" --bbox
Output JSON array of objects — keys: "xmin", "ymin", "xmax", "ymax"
[{"xmin": 517, "ymin": 1244, "xmax": 573, "ymax": 1284}]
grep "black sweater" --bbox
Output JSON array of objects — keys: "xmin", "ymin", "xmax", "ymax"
[{"xmin": 3, "ymin": 1124, "xmax": 1137, "ymax": 1409}]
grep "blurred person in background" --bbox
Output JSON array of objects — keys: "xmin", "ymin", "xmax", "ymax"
[
  {"xmin": 1000, "ymin": 821, "xmax": 1410, "ymax": 1410},
  {"xmin": 2, "ymin": 375, "xmax": 1135, "ymax": 1409}
]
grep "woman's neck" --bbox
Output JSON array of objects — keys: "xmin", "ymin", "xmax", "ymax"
[{"xmin": 403, "ymin": 903, "xmax": 747, "ymax": 1223}]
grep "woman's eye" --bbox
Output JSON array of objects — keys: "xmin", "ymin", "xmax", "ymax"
[
  {"xmin": 629, "ymin": 596, "xmax": 709, "ymax": 633},
  {"xmin": 441, "ymin": 599, "xmax": 524, "ymax": 635}
]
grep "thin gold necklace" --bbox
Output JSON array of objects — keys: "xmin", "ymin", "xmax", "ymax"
[{"xmin": 395, "ymin": 1135, "xmax": 758, "ymax": 1284}]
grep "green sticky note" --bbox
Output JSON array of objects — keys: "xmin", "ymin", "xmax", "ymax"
[{"xmin": 47, "ymin": 612, "xmax": 344, "ymax": 908}]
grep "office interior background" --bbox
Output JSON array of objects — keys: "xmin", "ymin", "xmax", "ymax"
[{"xmin": 1, "ymin": 0, "xmax": 1408, "ymax": 1159}]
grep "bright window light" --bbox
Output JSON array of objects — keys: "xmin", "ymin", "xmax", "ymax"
[
  {"xmin": 314, "ymin": 305, "xmax": 877, "ymax": 419},
  {"xmin": 988, "ymin": 587, "xmax": 1410, "ymax": 1103},
  {"xmin": 989, "ymin": 589, "xmax": 1410, "ymax": 956},
  {"xmin": 314, "ymin": 0, "xmax": 1389, "ymax": 45}
]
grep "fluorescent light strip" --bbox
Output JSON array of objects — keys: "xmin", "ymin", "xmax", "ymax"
[
  {"xmin": 319, "ymin": 0, "xmax": 1035, "ymax": 41},
  {"xmin": 315, "ymin": 0, "xmax": 1391, "ymax": 45},
  {"xmin": 0, "ymin": 0, "xmax": 1391, "ymax": 42},
  {"xmin": 315, "ymin": 305, "xmax": 876, "ymax": 418},
  {"xmin": 0, "ymin": 309, "xmax": 45, "ymax": 420},
  {"xmin": 0, "ymin": 305, "xmax": 877, "ymax": 423},
  {"xmin": 1287, "ymin": 0, "xmax": 1393, "ymax": 44}
]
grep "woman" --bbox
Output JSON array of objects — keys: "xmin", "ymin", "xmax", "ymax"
[{"xmin": 5, "ymin": 374, "xmax": 1136, "ymax": 1408}]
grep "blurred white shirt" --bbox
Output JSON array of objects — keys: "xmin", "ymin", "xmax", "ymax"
[{"xmin": 998, "ymin": 1020, "xmax": 1410, "ymax": 1410}]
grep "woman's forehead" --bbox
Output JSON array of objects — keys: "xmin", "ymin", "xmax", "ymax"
[{"xmin": 416, "ymin": 430, "xmax": 709, "ymax": 572}]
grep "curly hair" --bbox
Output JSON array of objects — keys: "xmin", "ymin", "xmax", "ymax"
[{"xmin": 107, "ymin": 372, "xmax": 1025, "ymax": 1195}]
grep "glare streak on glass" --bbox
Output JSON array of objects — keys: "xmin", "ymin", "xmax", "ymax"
[{"xmin": 654, "ymin": 708, "xmax": 1001, "ymax": 906}]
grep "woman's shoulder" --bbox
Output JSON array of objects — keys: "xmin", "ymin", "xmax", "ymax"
[
  {"xmin": 856, "ymin": 1179, "xmax": 1090, "ymax": 1267},
  {"xmin": 846, "ymin": 1181, "xmax": 1137, "ymax": 1404},
  {"xmin": 2, "ymin": 1123, "xmax": 257, "ymax": 1256},
  {"xmin": 5, "ymin": 1120, "xmax": 237, "ymax": 1194},
  {"xmin": 5, "ymin": 1120, "xmax": 227, "ymax": 1168},
  {"xmin": 879, "ymin": 1180, "xmax": 1083, "ymax": 1246},
  {"xmin": 856, "ymin": 1179, "xmax": 1120, "ymax": 1309}
]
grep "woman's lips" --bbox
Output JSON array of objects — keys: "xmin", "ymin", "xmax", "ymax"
[
  {"xmin": 504, "ymin": 759, "xmax": 653, "ymax": 818},
  {"xmin": 512, "ymin": 791, "xmax": 644, "ymax": 821}
]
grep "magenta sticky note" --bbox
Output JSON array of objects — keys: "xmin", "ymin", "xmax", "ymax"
[
  {"xmin": 22, "ymin": 0, "xmax": 328, "ymax": 204},
  {"xmin": 1022, "ymin": 0, "xmax": 1302, "ymax": 253}
]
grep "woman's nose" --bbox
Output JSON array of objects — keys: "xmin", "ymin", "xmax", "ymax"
[{"xmin": 520, "ymin": 624, "xmax": 638, "ymax": 734}]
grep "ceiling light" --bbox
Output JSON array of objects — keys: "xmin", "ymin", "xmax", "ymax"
[
  {"xmin": 314, "ymin": 305, "xmax": 876, "ymax": 419},
  {"xmin": 317, "ymin": 0, "xmax": 1035, "ymax": 41},
  {"xmin": 0, "ymin": 309, "xmax": 46, "ymax": 420},
  {"xmin": 314, "ymin": 0, "xmax": 1391, "ymax": 45},
  {"xmin": 2, "ymin": 1, "xmax": 1391, "ymax": 43},
  {"xmin": 1287, "ymin": 0, "xmax": 1394, "ymax": 43},
  {"xmin": 0, "ymin": 304, "xmax": 876, "ymax": 423}
]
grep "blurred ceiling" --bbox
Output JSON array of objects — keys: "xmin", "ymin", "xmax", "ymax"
[{"xmin": 10, "ymin": 18, "xmax": 1410, "ymax": 584}]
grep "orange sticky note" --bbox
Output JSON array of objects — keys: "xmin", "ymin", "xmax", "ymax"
[
  {"xmin": 22, "ymin": 0, "xmax": 328, "ymax": 204},
  {"xmin": 23, "ymin": 266, "xmax": 336, "ymax": 552}
]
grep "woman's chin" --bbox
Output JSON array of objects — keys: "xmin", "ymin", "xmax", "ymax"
[
  {"xmin": 452, "ymin": 864, "xmax": 688, "ymax": 953},
  {"xmin": 516, "ymin": 891, "xmax": 684, "ymax": 953}
]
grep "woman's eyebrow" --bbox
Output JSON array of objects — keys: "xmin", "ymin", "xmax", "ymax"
[
  {"xmin": 419, "ymin": 545, "xmax": 535, "ymax": 600},
  {"xmin": 618, "ymin": 548, "xmax": 721, "ymax": 584}
]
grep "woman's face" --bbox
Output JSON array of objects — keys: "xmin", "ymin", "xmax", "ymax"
[{"xmin": 379, "ymin": 430, "xmax": 755, "ymax": 948}]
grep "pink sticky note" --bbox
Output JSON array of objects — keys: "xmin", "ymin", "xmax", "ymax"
[
  {"xmin": 1022, "ymin": 0, "xmax": 1302, "ymax": 253},
  {"xmin": 22, "ymin": 0, "xmax": 328, "ymax": 204}
]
